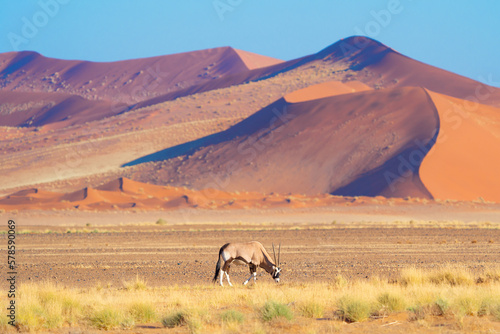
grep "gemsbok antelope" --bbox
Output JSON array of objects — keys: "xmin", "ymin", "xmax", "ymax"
[{"xmin": 212, "ymin": 241, "xmax": 281, "ymax": 286}]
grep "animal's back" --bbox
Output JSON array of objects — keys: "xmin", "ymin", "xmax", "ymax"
[{"xmin": 223, "ymin": 241, "xmax": 263, "ymax": 263}]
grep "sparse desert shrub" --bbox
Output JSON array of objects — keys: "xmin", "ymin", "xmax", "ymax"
[
  {"xmin": 300, "ymin": 301, "xmax": 324, "ymax": 318},
  {"xmin": 377, "ymin": 291, "xmax": 406, "ymax": 313},
  {"xmin": 452, "ymin": 295, "xmax": 482, "ymax": 317},
  {"xmin": 400, "ymin": 267, "xmax": 425, "ymax": 286},
  {"xmin": 162, "ymin": 310, "xmax": 191, "ymax": 328},
  {"xmin": 123, "ymin": 275, "xmax": 148, "ymax": 291},
  {"xmin": 331, "ymin": 274, "xmax": 348, "ymax": 288},
  {"xmin": 10, "ymin": 266, "xmax": 500, "ymax": 333},
  {"xmin": 16, "ymin": 282, "xmax": 82, "ymax": 331},
  {"xmin": 401, "ymin": 265, "xmax": 474, "ymax": 286},
  {"xmin": 128, "ymin": 302, "xmax": 156, "ymax": 323},
  {"xmin": 483, "ymin": 267, "xmax": 500, "ymax": 283},
  {"xmin": 16, "ymin": 302, "xmax": 44, "ymax": 331},
  {"xmin": 0, "ymin": 313, "xmax": 14, "ymax": 332},
  {"xmin": 220, "ymin": 309, "xmax": 245, "ymax": 324},
  {"xmin": 491, "ymin": 304, "xmax": 500, "ymax": 321},
  {"xmin": 433, "ymin": 298, "xmax": 449, "ymax": 316},
  {"xmin": 161, "ymin": 309, "xmax": 201, "ymax": 333},
  {"xmin": 337, "ymin": 295, "xmax": 373, "ymax": 322},
  {"xmin": 89, "ymin": 307, "xmax": 129, "ymax": 330},
  {"xmin": 261, "ymin": 301, "xmax": 293, "ymax": 322},
  {"xmin": 120, "ymin": 317, "xmax": 136, "ymax": 329},
  {"xmin": 407, "ymin": 305, "xmax": 427, "ymax": 321},
  {"xmin": 428, "ymin": 266, "xmax": 474, "ymax": 286},
  {"xmin": 156, "ymin": 218, "xmax": 167, "ymax": 225}
]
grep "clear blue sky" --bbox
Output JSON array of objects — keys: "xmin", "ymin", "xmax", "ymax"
[{"xmin": 1, "ymin": 0, "xmax": 499, "ymax": 86}]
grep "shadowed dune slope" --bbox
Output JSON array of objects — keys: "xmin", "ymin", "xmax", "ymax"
[
  {"xmin": 420, "ymin": 91, "xmax": 500, "ymax": 202},
  {"xmin": 0, "ymin": 48, "xmax": 281, "ymax": 126},
  {"xmin": 0, "ymin": 90, "xmax": 116, "ymax": 127},
  {"xmin": 0, "ymin": 47, "xmax": 282, "ymax": 105},
  {"xmin": 128, "ymin": 86, "xmax": 439, "ymax": 197},
  {"xmin": 125, "ymin": 80, "xmax": 375, "ymax": 166}
]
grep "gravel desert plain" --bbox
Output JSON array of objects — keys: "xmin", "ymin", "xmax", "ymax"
[{"xmin": 1, "ymin": 36, "xmax": 500, "ymax": 333}]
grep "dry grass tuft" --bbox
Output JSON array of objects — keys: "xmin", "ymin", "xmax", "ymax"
[
  {"xmin": 123, "ymin": 275, "xmax": 148, "ymax": 291},
  {"xmin": 377, "ymin": 291, "xmax": 407, "ymax": 314},
  {"xmin": 400, "ymin": 264, "xmax": 475, "ymax": 286},
  {"xmin": 89, "ymin": 307, "xmax": 133, "ymax": 330},
  {"xmin": 261, "ymin": 301, "xmax": 293, "ymax": 322},
  {"xmin": 428, "ymin": 265, "xmax": 475, "ymax": 286},
  {"xmin": 299, "ymin": 300, "xmax": 324, "ymax": 318},
  {"xmin": 128, "ymin": 301, "xmax": 156, "ymax": 323},
  {"xmin": 161, "ymin": 309, "xmax": 202, "ymax": 333},
  {"xmin": 220, "ymin": 309, "xmax": 245, "ymax": 324},
  {"xmin": 337, "ymin": 294, "xmax": 374, "ymax": 322},
  {"xmin": 9, "ymin": 266, "xmax": 500, "ymax": 332}
]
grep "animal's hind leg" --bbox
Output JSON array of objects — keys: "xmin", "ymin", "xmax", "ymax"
[
  {"xmin": 222, "ymin": 261, "xmax": 233, "ymax": 287},
  {"xmin": 225, "ymin": 271, "xmax": 233, "ymax": 286},
  {"xmin": 219, "ymin": 268, "xmax": 224, "ymax": 286}
]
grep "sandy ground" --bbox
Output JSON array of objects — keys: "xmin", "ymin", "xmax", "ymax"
[
  {"xmin": 2, "ymin": 206, "xmax": 500, "ymax": 333},
  {"xmin": 10, "ymin": 224, "xmax": 500, "ymax": 290},
  {"xmin": 3, "ymin": 204, "xmax": 499, "ymax": 290}
]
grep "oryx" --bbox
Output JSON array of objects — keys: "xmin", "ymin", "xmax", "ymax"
[{"xmin": 212, "ymin": 241, "xmax": 281, "ymax": 286}]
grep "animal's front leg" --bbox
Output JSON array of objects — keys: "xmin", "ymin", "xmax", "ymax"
[
  {"xmin": 244, "ymin": 264, "xmax": 257, "ymax": 285},
  {"xmin": 243, "ymin": 272, "xmax": 253, "ymax": 285}
]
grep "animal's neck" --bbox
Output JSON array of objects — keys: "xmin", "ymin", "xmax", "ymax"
[{"xmin": 261, "ymin": 253, "xmax": 276, "ymax": 274}]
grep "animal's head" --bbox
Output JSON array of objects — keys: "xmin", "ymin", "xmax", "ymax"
[
  {"xmin": 272, "ymin": 243, "xmax": 282, "ymax": 283},
  {"xmin": 272, "ymin": 266, "xmax": 282, "ymax": 283}
]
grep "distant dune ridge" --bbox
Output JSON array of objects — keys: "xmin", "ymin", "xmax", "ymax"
[
  {"xmin": 1, "ymin": 36, "xmax": 499, "ymax": 208},
  {"xmin": 0, "ymin": 47, "xmax": 282, "ymax": 101}
]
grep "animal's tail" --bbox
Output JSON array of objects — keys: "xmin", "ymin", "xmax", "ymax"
[{"xmin": 212, "ymin": 243, "xmax": 229, "ymax": 283}]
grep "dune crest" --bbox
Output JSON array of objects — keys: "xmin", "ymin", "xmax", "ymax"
[
  {"xmin": 0, "ymin": 47, "xmax": 266, "ymax": 104},
  {"xmin": 232, "ymin": 48, "xmax": 283, "ymax": 70},
  {"xmin": 284, "ymin": 80, "xmax": 371, "ymax": 103}
]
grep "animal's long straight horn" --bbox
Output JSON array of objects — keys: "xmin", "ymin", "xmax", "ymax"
[
  {"xmin": 272, "ymin": 243, "xmax": 277, "ymax": 266},
  {"xmin": 278, "ymin": 243, "xmax": 281, "ymax": 266}
]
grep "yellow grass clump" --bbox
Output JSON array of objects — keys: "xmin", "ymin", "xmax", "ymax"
[{"xmin": 2, "ymin": 266, "xmax": 500, "ymax": 332}]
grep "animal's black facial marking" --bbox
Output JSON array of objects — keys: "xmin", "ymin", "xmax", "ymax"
[{"xmin": 272, "ymin": 267, "xmax": 281, "ymax": 279}]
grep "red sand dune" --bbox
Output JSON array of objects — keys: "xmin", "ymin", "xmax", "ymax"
[
  {"xmin": 420, "ymin": 91, "xmax": 500, "ymax": 202},
  {"xmin": 0, "ymin": 90, "xmax": 115, "ymax": 127},
  {"xmin": 0, "ymin": 177, "xmax": 361, "ymax": 211},
  {"xmin": 0, "ymin": 47, "xmax": 282, "ymax": 127},
  {"xmin": 130, "ymin": 86, "xmax": 439, "ymax": 198},
  {"xmin": 316, "ymin": 37, "xmax": 500, "ymax": 108},
  {"xmin": 0, "ymin": 47, "xmax": 282, "ymax": 105},
  {"xmin": 3, "ymin": 36, "xmax": 499, "ymax": 129},
  {"xmin": 233, "ymin": 49, "xmax": 283, "ymax": 70},
  {"xmin": 2, "ymin": 36, "xmax": 499, "ymax": 204},
  {"xmin": 284, "ymin": 80, "xmax": 371, "ymax": 103},
  {"xmin": 134, "ymin": 36, "xmax": 500, "ymax": 111}
]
